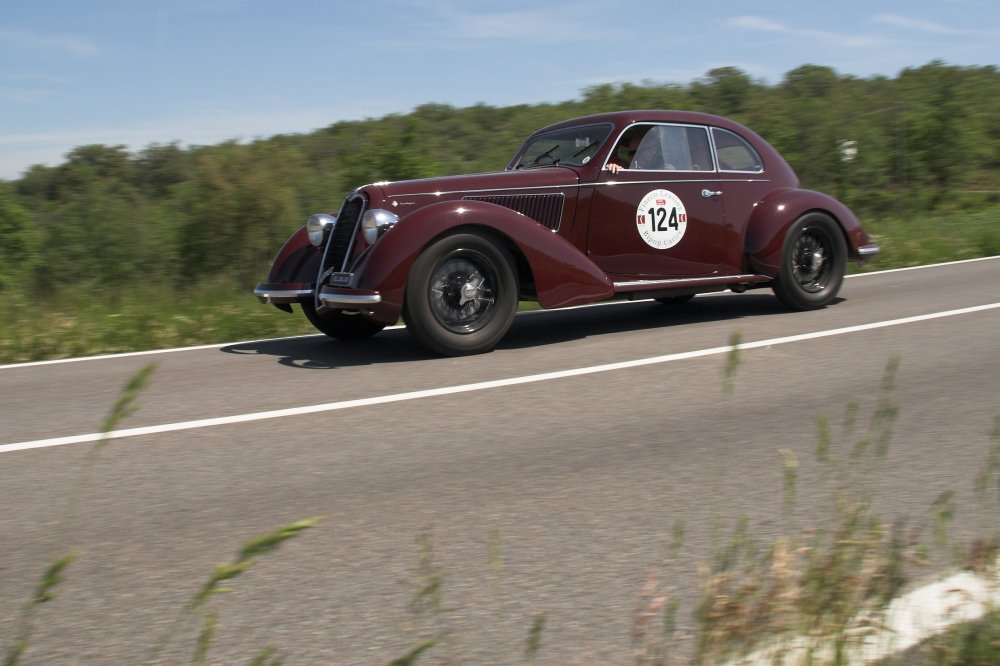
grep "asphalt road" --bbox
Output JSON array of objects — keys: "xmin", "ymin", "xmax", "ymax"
[{"xmin": 2, "ymin": 258, "xmax": 999, "ymax": 665}]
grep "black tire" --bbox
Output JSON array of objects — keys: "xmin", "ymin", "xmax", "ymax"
[
  {"xmin": 772, "ymin": 213, "xmax": 847, "ymax": 310},
  {"xmin": 655, "ymin": 294, "xmax": 695, "ymax": 305},
  {"xmin": 301, "ymin": 299, "xmax": 386, "ymax": 340},
  {"xmin": 404, "ymin": 232, "xmax": 518, "ymax": 356}
]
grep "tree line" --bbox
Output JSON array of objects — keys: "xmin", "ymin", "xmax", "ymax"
[{"xmin": 1, "ymin": 60, "xmax": 998, "ymax": 297}]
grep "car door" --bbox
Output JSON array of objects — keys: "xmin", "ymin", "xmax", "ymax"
[{"xmin": 586, "ymin": 123, "xmax": 727, "ymax": 278}]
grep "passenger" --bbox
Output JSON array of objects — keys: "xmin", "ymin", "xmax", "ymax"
[
  {"xmin": 605, "ymin": 130, "xmax": 645, "ymax": 174},
  {"xmin": 606, "ymin": 129, "xmax": 667, "ymax": 172}
]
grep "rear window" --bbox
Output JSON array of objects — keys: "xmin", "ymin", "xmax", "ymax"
[{"xmin": 712, "ymin": 128, "xmax": 763, "ymax": 172}]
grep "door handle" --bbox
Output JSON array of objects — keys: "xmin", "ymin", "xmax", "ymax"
[{"xmin": 701, "ymin": 189, "xmax": 722, "ymax": 198}]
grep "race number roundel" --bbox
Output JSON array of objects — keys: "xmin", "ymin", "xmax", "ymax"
[{"xmin": 636, "ymin": 189, "xmax": 687, "ymax": 250}]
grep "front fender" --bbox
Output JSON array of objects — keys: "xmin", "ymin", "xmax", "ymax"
[
  {"xmin": 744, "ymin": 188, "xmax": 870, "ymax": 275},
  {"xmin": 355, "ymin": 200, "xmax": 614, "ymax": 318},
  {"xmin": 265, "ymin": 226, "xmax": 321, "ymax": 284}
]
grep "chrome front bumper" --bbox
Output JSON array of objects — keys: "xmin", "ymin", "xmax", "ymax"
[
  {"xmin": 254, "ymin": 283, "xmax": 313, "ymax": 305},
  {"xmin": 318, "ymin": 285, "xmax": 382, "ymax": 307},
  {"xmin": 254, "ymin": 282, "xmax": 382, "ymax": 308}
]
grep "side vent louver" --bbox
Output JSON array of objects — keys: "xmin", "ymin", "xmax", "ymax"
[{"xmin": 464, "ymin": 193, "xmax": 564, "ymax": 231}]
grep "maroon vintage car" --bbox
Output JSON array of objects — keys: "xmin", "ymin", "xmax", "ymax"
[{"xmin": 255, "ymin": 110, "xmax": 879, "ymax": 355}]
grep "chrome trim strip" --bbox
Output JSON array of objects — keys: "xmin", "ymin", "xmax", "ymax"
[
  {"xmin": 600, "ymin": 178, "xmax": 770, "ymax": 186},
  {"xmin": 254, "ymin": 288, "xmax": 314, "ymax": 303},
  {"xmin": 391, "ymin": 183, "xmax": 581, "ymax": 199},
  {"xmin": 318, "ymin": 292, "xmax": 383, "ymax": 306},
  {"xmin": 613, "ymin": 274, "xmax": 769, "ymax": 289},
  {"xmin": 389, "ymin": 178, "xmax": 770, "ymax": 200},
  {"xmin": 858, "ymin": 244, "xmax": 881, "ymax": 256}
]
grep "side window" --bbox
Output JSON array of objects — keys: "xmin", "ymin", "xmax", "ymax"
[
  {"xmin": 712, "ymin": 128, "xmax": 763, "ymax": 172},
  {"xmin": 630, "ymin": 125, "xmax": 714, "ymax": 171},
  {"xmin": 679, "ymin": 126, "xmax": 712, "ymax": 171}
]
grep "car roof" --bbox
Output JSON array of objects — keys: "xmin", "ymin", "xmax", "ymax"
[{"xmin": 531, "ymin": 109, "xmax": 752, "ymax": 137}]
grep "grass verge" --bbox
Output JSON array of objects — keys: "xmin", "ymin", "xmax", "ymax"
[
  {"xmin": 2, "ymin": 207, "xmax": 999, "ymax": 364},
  {"xmin": 0, "ymin": 278, "xmax": 317, "ymax": 365}
]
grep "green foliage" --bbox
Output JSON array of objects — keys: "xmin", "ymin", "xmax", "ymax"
[
  {"xmin": 410, "ymin": 532, "xmax": 447, "ymax": 617},
  {"xmin": 926, "ymin": 609, "xmax": 1000, "ymax": 665},
  {"xmin": 722, "ymin": 331, "xmax": 742, "ymax": 394},
  {"xmin": 974, "ymin": 413, "xmax": 1000, "ymax": 504},
  {"xmin": 2, "ymin": 553, "xmax": 78, "ymax": 666},
  {"xmin": 99, "ymin": 362, "xmax": 156, "ymax": 440},
  {"xmin": 858, "ymin": 204, "xmax": 1000, "ymax": 270},
  {"xmin": 524, "ymin": 614, "xmax": 547, "ymax": 661},
  {"xmin": 145, "ymin": 516, "xmax": 321, "ymax": 664},
  {"xmin": 0, "ymin": 278, "xmax": 318, "ymax": 365},
  {"xmin": 387, "ymin": 639, "xmax": 437, "ymax": 666},
  {"xmin": 0, "ymin": 185, "xmax": 40, "ymax": 291},
  {"xmin": 191, "ymin": 517, "xmax": 321, "ymax": 609}
]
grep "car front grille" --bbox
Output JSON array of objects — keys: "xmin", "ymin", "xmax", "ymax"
[
  {"xmin": 463, "ymin": 193, "xmax": 565, "ymax": 231},
  {"xmin": 321, "ymin": 193, "xmax": 365, "ymax": 275}
]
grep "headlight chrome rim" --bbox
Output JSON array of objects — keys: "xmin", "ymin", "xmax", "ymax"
[
  {"xmin": 306, "ymin": 213, "xmax": 336, "ymax": 247},
  {"xmin": 361, "ymin": 209, "xmax": 399, "ymax": 245}
]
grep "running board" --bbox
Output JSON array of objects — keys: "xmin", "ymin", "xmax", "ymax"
[{"xmin": 612, "ymin": 274, "xmax": 771, "ymax": 294}]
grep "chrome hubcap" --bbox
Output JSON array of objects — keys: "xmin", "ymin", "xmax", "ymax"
[
  {"xmin": 429, "ymin": 257, "xmax": 498, "ymax": 333},
  {"xmin": 459, "ymin": 272, "xmax": 486, "ymax": 306}
]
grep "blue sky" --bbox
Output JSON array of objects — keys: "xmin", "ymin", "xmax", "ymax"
[{"xmin": 1, "ymin": 0, "xmax": 997, "ymax": 180}]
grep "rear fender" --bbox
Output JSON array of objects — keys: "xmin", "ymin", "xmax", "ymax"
[
  {"xmin": 744, "ymin": 188, "xmax": 870, "ymax": 275},
  {"xmin": 355, "ymin": 200, "xmax": 614, "ymax": 319}
]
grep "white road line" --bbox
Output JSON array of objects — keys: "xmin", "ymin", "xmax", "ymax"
[
  {"xmin": 0, "ymin": 333, "xmax": 328, "ymax": 370},
  {"xmin": 845, "ymin": 254, "xmax": 999, "ymax": 278},
  {"xmin": 2, "ymin": 256, "xmax": 996, "ymax": 371},
  {"xmin": 3, "ymin": 302, "xmax": 999, "ymax": 455}
]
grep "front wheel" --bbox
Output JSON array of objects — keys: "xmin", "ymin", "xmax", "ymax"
[
  {"xmin": 772, "ymin": 213, "xmax": 847, "ymax": 310},
  {"xmin": 302, "ymin": 300, "xmax": 386, "ymax": 340},
  {"xmin": 404, "ymin": 232, "xmax": 518, "ymax": 356}
]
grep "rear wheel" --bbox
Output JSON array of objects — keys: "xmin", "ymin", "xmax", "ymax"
[
  {"xmin": 404, "ymin": 232, "xmax": 518, "ymax": 356},
  {"xmin": 301, "ymin": 300, "xmax": 386, "ymax": 340},
  {"xmin": 772, "ymin": 213, "xmax": 847, "ymax": 310}
]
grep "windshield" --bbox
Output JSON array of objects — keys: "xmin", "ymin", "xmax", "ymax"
[{"xmin": 511, "ymin": 123, "xmax": 612, "ymax": 169}]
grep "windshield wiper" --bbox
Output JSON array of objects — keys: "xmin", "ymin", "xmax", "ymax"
[
  {"xmin": 569, "ymin": 140, "xmax": 599, "ymax": 159},
  {"xmin": 531, "ymin": 145, "xmax": 559, "ymax": 165}
]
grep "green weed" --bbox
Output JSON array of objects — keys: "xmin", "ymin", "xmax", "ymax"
[{"xmin": 2, "ymin": 366, "xmax": 319, "ymax": 666}]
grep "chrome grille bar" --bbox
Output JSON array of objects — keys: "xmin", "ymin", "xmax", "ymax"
[{"xmin": 321, "ymin": 194, "xmax": 365, "ymax": 275}]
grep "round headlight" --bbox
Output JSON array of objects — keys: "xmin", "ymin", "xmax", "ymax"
[
  {"xmin": 306, "ymin": 213, "xmax": 336, "ymax": 247},
  {"xmin": 361, "ymin": 208, "xmax": 400, "ymax": 244}
]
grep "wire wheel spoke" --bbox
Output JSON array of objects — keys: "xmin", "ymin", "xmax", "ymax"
[{"xmin": 792, "ymin": 230, "xmax": 832, "ymax": 292}]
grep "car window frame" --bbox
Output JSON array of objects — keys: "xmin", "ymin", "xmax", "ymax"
[
  {"xmin": 601, "ymin": 122, "xmax": 717, "ymax": 174},
  {"xmin": 508, "ymin": 122, "xmax": 615, "ymax": 170}
]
